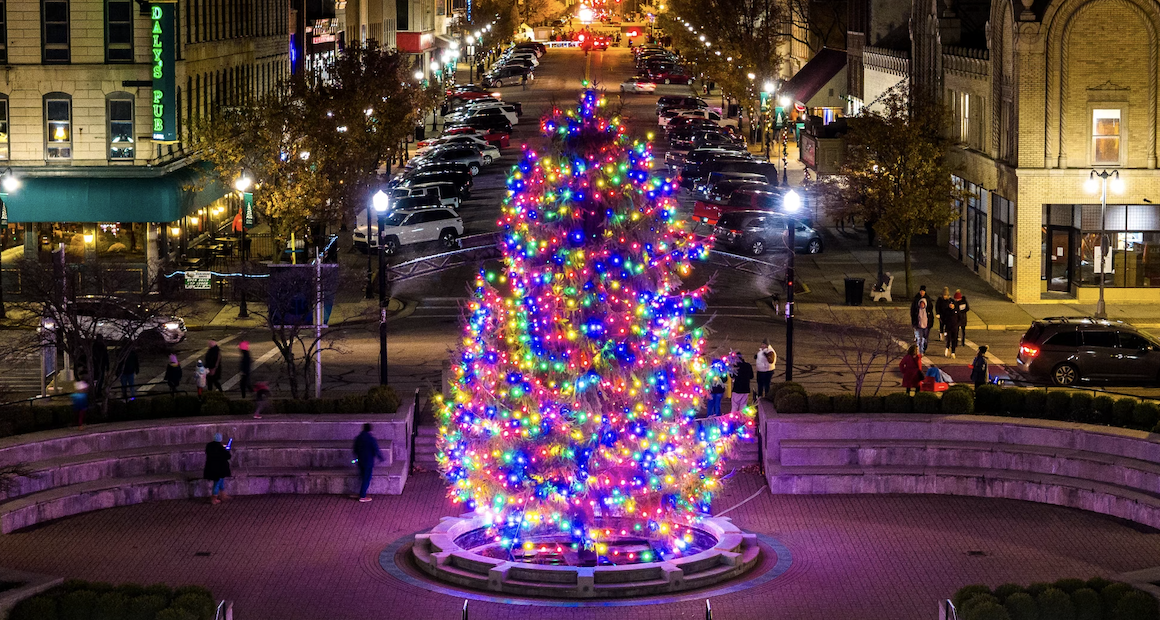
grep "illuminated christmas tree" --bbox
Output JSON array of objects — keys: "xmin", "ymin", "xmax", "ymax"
[{"xmin": 436, "ymin": 90, "xmax": 753, "ymax": 563}]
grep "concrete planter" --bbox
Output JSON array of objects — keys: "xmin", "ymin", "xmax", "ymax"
[{"xmin": 760, "ymin": 400, "xmax": 1160, "ymax": 529}]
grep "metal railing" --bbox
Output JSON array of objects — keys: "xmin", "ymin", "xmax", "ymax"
[{"xmin": 409, "ymin": 388, "xmax": 421, "ymax": 473}]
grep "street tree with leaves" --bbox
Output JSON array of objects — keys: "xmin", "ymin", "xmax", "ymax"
[
  {"xmin": 658, "ymin": 0, "xmax": 786, "ymax": 111},
  {"xmin": 192, "ymin": 44, "xmax": 438, "ymax": 242},
  {"xmin": 819, "ymin": 87, "xmax": 966, "ymax": 297}
]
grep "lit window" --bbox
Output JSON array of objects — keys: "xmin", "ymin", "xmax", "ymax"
[
  {"xmin": 0, "ymin": 1, "xmax": 8, "ymax": 64},
  {"xmin": 108, "ymin": 97, "xmax": 134, "ymax": 160},
  {"xmin": 1093, "ymin": 109, "xmax": 1121, "ymax": 165},
  {"xmin": 0, "ymin": 97, "xmax": 8, "ymax": 160},
  {"xmin": 45, "ymin": 96, "xmax": 71, "ymax": 159},
  {"xmin": 960, "ymin": 92, "xmax": 970, "ymax": 144}
]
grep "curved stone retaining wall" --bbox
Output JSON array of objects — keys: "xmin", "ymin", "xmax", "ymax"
[
  {"xmin": 0, "ymin": 413, "xmax": 412, "ymax": 533},
  {"xmin": 759, "ymin": 402, "xmax": 1160, "ymax": 529}
]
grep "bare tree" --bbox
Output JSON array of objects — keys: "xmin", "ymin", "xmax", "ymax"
[{"xmin": 819, "ymin": 309, "xmax": 909, "ymax": 398}]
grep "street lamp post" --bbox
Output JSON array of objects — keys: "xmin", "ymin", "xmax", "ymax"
[
  {"xmin": 762, "ymin": 81, "xmax": 774, "ymax": 162},
  {"xmin": 1085, "ymin": 169, "xmax": 1125, "ymax": 319},
  {"xmin": 0, "ymin": 171, "xmax": 17, "ymax": 320},
  {"xmin": 778, "ymin": 96, "xmax": 791, "ymax": 185},
  {"xmin": 466, "ymin": 34, "xmax": 476, "ymax": 83},
  {"xmin": 373, "ymin": 190, "xmax": 390, "ymax": 385},
  {"xmin": 234, "ymin": 174, "xmax": 254, "ymax": 318},
  {"xmin": 783, "ymin": 189, "xmax": 801, "ymax": 382}
]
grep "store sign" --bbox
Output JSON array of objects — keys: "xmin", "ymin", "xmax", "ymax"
[
  {"xmin": 185, "ymin": 271, "xmax": 212, "ymax": 290},
  {"xmin": 150, "ymin": 2, "xmax": 178, "ymax": 143}
]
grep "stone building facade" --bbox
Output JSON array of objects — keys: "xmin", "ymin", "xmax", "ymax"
[
  {"xmin": 848, "ymin": 0, "xmax": 1160, "ymax": 304},
  {"xmin": 0, "ymin": 0, "xmax": 288, "ymax": 283}
]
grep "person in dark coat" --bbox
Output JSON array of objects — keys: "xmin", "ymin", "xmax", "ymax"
[
  {"xmin": 953, "ymin": 290, "xmax": 970, "ymax": 346},
  {"xmin": 938, "ymin": 296, "xmax": 960, "ymax": 358},
  {"xmin": 118, "ymin": 349, "xmax": 140, "ymax": 400},
  {"xmin": 971, "ymin": 346, "xmax": 990, "ymax": 388},
  {"xmin": 164, "ymin": 354, "xmax": 183, "ymax": 396},
  {"xmin": 205, "ymin": 340, "xmax": 223, "ymax": 391},
  {"xmin": 935, "ymin": 287, "xmax": 951, "ymax": 337},
  {"xmin": 730, "ymin": 357, "xmax": 754, "ymax": 413},
  {"xmin": 353, "ymin": 423, "xmax": 384, "ymax": 502},
  {"xmin": 238, "ymin": 341, "xmax": 252, "ymax": 398},
  {"xmin": 910, "ymin": 286, "xmax": 934, "ymax": 354},
  {"xmin": 204, "ymin": 432, "xmax": 232, "ymax": 504}
]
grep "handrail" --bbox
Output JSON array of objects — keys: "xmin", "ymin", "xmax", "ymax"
[{"xmin": 409, "ymin": 388, "xmax": 421, "ymax": 473}]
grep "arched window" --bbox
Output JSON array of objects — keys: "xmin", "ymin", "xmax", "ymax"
[{"xmin": 106, "ymin": 92, "xmax": 134, "ymax": 160}]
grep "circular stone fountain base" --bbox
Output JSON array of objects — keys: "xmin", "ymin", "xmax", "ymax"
[{"xmin": 409, "ymin": 513, "xmax": 761, "ymax": 598}]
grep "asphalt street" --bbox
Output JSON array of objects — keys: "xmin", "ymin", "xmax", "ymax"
[{"xmin": 5, "ymin": 46, "xmax": 1160, "ymax": 402}]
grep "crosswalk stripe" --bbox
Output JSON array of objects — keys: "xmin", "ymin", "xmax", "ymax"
[{"xmin": 222, "ymin": 345, "xmax": 283, "ymax": 391}]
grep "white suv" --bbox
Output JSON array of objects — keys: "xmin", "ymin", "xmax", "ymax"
[{"xmin": 353, "ymin": 206, "xmax": 465, "ymax": 254}]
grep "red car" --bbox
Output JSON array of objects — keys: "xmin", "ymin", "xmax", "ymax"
[
  {"xmin": 440, "ymin": 126, "xmax": 511, "ymax": 149},
  {"xmin": 694, "ymin": 188, "xmax": 782, "ymax": 227},
  {"xmin": 648, "ymin": 70, "xmax": 694, "ymax": 85}
]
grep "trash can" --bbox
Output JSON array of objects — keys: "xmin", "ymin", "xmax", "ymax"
[
  {"xmin": 414, "ymin": 126, "xmax": 425, "ymax": 141},
  {"xmin": 844, "ymin": 278, "xmax": 865, "ymax": 306}
]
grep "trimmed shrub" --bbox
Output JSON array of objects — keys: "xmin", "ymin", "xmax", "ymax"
[
  {"xmin": 832, "ymin": 393, "xmax": 858, "ymax": 413},
  {"xmin": 1068, "ymin": 393, "xmax": 1093, "ymax": 423},
  {"xmin": 774, "ymin": 390, "xmax": 808, "ymax": 413},
  {"xmin": 114, "ymin": 584, "xmax": 146, "ymax": 599},
  {"xmin": 200, "ymin": 393, "xmax": 229, "ymax": 416},
  {"xmin": 1113, "ymin": 398, "xmax": 1137, "ymax": 427},
  {"xmin": 942, "ymin": 388, "xmax": 974, "ymax": 415},
  {"xmin": 150, "ymin": 395, "xmax": 175, "ymax": 418},
  {"xmin": 173, "ymin": 395, "xmax": 201, "ymax": 418},
  {"xmin": 1132, "ymin": 401, "xmax": 1160, "ymax": 430},
  {"xmin": 965, "ymin": 601, "xmax": 1012, "ymax": 620},
  {"xmin": 93, "ymin": 592, "xmax": 129, "ymax": 620},
  {"xmin": 1045, "ymin": 391, "xmax": 1073, "ymax": 421},
  {"xmin": 1025, "ymin": 390, "xmax": 1047, "ymax": 417},
  {"xmin": 59, "ymin": 589, "xmax": 98, "ymax": 620},
  {"xmin": 1036, "ymin": 587, "xmax": 1075, "ymax": 620},
  {"xmin": 1026, "ymin": 582, "xmax": 1053, "ymax": 598},
  {"xmin": 953, "ymin": 585, "xmax": 993, "ymax": 609},
  {"xmin": 1003, "ymin": 593, "xmax": 1038, "ymax": 620},
  {"xmin": 1070, "ymin": 588, "xmax": 1101, "ymax": 620},
  {"xmin": 1085, "ymin": 577, "xmax": 1113, "ymax": 592},
  {"xmin": 884, "ymin": 392, "xmax": 912, "ymax": 413},
  {"xmin": 126, "ymin": 594, "xmax": 168, "ymax": 620},
  {"xmin": 1091, "ymin": 396, "xmax": 1116, "ymax": 425},
  {"xmin": 170, "ymin": 593, "xmax": 215, "ymax": 620},
  {"xmin": 808, "ymin": 393, "xmax": 833, "ymax": 414},
  {"xmin": 172, "ymin": 586, "xmax": 213, "ymax": 600},
  {"xmin": 974, "ymin": 384, "xmax": 1002, "ymax": 414},
  {"xmin": 961, "ymin": 593, "xmax": 1002, "ymax": 618},
  {"xmin": 276, "ymin": 399, "xmax": 309, "ymax": 414},
  {"xmin": 1102, "ymin": 582, "xmax": 1135, "ymax": 611},
  {"xmin": 227, "ymin": 399, "xmax": 255, "ymax": 416},
  {"xmin": 914, "ymin": 391, "xmax": 941, "ymax": 414},
  {"xmin": 1112, "ymin": 590, "xmax": 1160, "ymax": 620},
  {"xmin": 366, "ymin": 386, "xmax": 401, "ymax": 413},
  {"xmin": 309, "ymin": 398, "xmax": 340, "ymax": 414},
  {"xmin": 337, "ymin": 394, "xmax": 367, "ymax": 413},
  {"xmin": 155, "ymin": 610, "xmax": 198, "ymax": 620},
  {"xmin": 1053, "ymin": 578, "xmax": 1087, "ymax": 594},
  {"xmin": 993, "ymin": 583, "xmax": 1026, "ymax": 603},
  {"xmin": 997, "ymin": 389, "xmax": 1025, "ymax": 417},
  {"xmin": 143, "ymin": 583, "xmax": 173, "ymax": 599},
  {"xmin": 11, "ymin": 595, "xmax": 57, "ymax": 620},
  {"xmin": 861, "ymin": 395, "xmax": 885, "ymax": 413}
]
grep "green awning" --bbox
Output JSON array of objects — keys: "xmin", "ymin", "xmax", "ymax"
[{"xmin": 4, "ymin": 163, "xmax": 228, "ymax": 223}]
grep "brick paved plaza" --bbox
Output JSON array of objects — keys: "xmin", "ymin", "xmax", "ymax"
[{"xmin": 2, "ymin": 472, "xmax": 1159, "ymax": 620}]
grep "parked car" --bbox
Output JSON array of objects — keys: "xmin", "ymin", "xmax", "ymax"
[
  {"xmin": 712, "ymin": 211, "xmax": 823, "ymax": 256},
  {"xmin": 41, "ymin": 295, "xmax": 187, "ymax": 348},
  {"xmin": 694, "ymin": 187, "xmax": 784, "ymax": 226},
  {"xmin": 408, "ymin": 145, "xmax": 487, "ymax": 175},
  {"xmin": 1016, "ymin": 317, "xmax": 1160, "ymax": 385},
  {"xmin": 660, "ymin": 108, "xmax": 728, "ymax": 128},
  {"xmin": 391, "ymin": 183, "xmax": 461, "ymax": 207},
  {"xmin": 392, "ymin": 172, "xmax": 472, "ymax": 198},
  {"xmin": 444, "ymin": 115, "xmax": 514, "ymax": 135},
  {"xmin": 693, "ymin": 171, "xmax": 775, "ymax": 197},
  {"xmin": 680, "ymin": 154, "xmax": 756, "ymax": 187},
  {"xmin": 443, "ymin": 106, "xmax": 515, "ymax": 128},
  {"xmin": 446, "ymin": 102, "xmax": 519, "ymax": 125},
  {"xmin": 646, "ymin": 69, "xmax": 694, "ymax": 85},
  {"xmin": 353, "ymin": 205, "xmax": 464, "ymax": 254},
  {"xmin": 416, "ymin": 134, "xmax": 494, "ymax": 152},
  {"xmin": 620, "ymin": 76, "xmax": 657, "ymax": 93},
  {"xmin": 481, "ymin": 66, "xmax": 533, "ymax": 87},
  {"xmin": 512, "ymin": 41, "xmax": 546, "ymax": 56},
  {"xmin": 440, "ymin": 126, "xmax": 511, "ymax": 148},
  {"xmin": 656, "ymin": 96, "xmax": 707, "ymax": 116}
]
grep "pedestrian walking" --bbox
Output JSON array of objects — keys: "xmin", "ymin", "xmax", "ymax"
[
  {"xmin": 72, "ymin": 381, "xmax": 89, "ymax": 428},
  {"xmin": 970, "ymin": 346, "xmax": 990, "ymax": 388},
  {"xmin": 252, "ymin": 381, "xmax": 272, "ymax": 419},
  {"xmin": 353, "ymin": 423, "xmax": 385, "ymax": 502},
  {"xmin": 730, "ymin": 356, "xmax": 754, "ymax": 413},
  {"xmin": 899, "ymin": 345, "xmax": 923, "ymax": 396},
  {"xmin": 205, "ymin": 340, "xmax": 223, "ymax": 392},
  {"xmin": 521, "ymin": 73, "xmax": 528, "ymax": 90},
  {"xmin": 204, "ymin": 432, "xmax": 232, "ymax": 505},
  {"xmin": 118, "ymin": 349, "xmax": 139, "ymax": 400},
  {"xmin": 939, "ymin": 296, "xmax": 960, "ymax": 358},
  {"xmin": 935, "ymin": 287, "xmax": 951, "ymax": 337},
  {"xmin": 238, "ymin": 341, "xmax": 252, "ymax": 399},
  {"xmin": 164, "ymin": 354, "xmax": 183, "ymax": 396},
  {"xmin": 707, "ymin": 374, "xmax": 725, "ymax": 417},
  {"xmin": 754, "ymin": 339, "xmax": 777, "ymax": 398},
  {"xmin": 953, "ymin": 290, "xmax": 970, "ymax": 346},
  {"xmin": 910, "ymin": 286, "xmax": 934, "ymax": 354},
  {"xmin": 195, "ymin": 360, "xmax": 208, "ymax": 396}
]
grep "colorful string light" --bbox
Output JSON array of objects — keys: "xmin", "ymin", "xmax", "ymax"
[{"xmin": 435, "ymin": 90, "xmax": 754, "ymax": 560}]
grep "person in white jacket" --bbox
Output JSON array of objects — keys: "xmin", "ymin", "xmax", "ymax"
[{"xmin": 754, "ymin": 338, "xmax": 777, "ymax": 398}]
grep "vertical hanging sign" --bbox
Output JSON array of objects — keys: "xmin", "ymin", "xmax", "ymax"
[{"xmin": 150, "ymin": 2, "xmax": 178, "ymax": 143}]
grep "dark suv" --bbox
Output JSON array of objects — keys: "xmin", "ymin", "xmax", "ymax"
[
  {"xmin": 1016, "ymin": 317, "xmax": 1160, "ymax": 385},
  {"xmin": 713, "ymin": 211, "xmax": 823, "ymax": 256}
]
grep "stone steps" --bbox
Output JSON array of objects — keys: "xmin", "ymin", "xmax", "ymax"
[
  {"xmin": 413, "ymin": 426, "xmax": 440, "ymax": 469},
  {"xmin": 1, "ymin": 441, "xmax": 375, "ymax": 502},
  {"xmin": 0, "ymin": 462, "xmax": 409, "ymax": 533}
]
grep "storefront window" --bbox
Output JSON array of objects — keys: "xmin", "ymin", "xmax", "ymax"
[
  {"xmin": 1074, "ymin": 204, "xmax": 1160, "ymax": 287},
  {"xmin": 991, "ymin": 195, "xmax": 1013, "ymax": 280},
  {"xmin": 949, "ymin": 176, "xmax": 963, "ymax": 260},
  {"xmin": 965, "ymin": 182, "xmax": 987, "ymax": 269}
]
